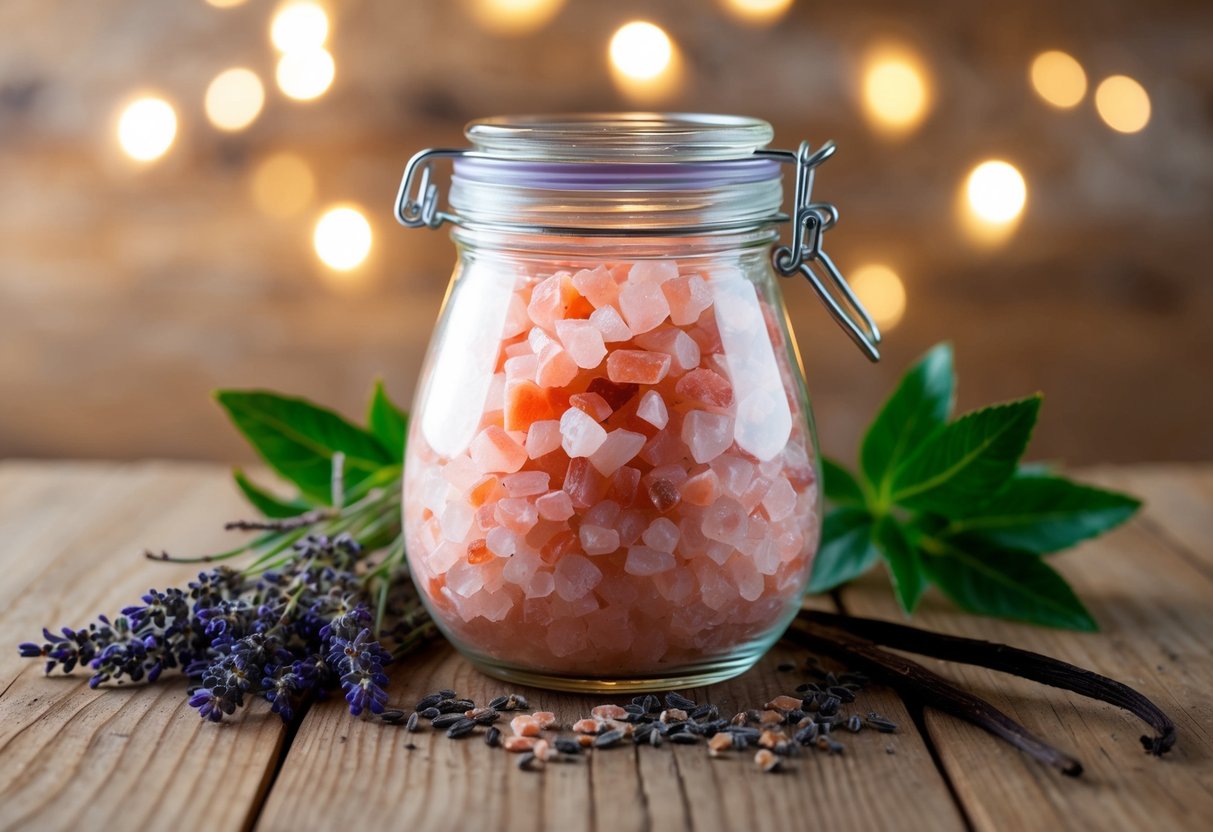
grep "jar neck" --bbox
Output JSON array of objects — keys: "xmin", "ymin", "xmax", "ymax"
[{"xmin": 450, "ymin": 224, "xmax": 781, "ymax": 264}]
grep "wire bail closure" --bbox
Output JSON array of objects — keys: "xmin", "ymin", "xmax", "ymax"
[{"xmin": 394, "ymin": 139, "xmax": 881, "ymax": 361}]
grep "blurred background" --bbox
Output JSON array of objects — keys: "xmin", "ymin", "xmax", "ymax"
[{"xmin": 1, "ymin": 0, "xmax": 1211, "ymax": 467}]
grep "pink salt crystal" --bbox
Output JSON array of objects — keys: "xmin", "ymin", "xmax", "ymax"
[
  {"xmin": 640, "ymin": 427, "xmax": 685, "ymax": 467},
  {"xmin": 583, "ymin": 499, "xmax": 621, "ymax": 527},
  {"xmin": 563, "ymin": 458, "xmax": 607, "ymax": 508},
  {"xmin": 511, "ymin": 714, "xmax": 541, "ymax": 737},
  {"xmin": 494, "ymin": 498, "xmax": 539, "ymax": 535},
  {"xmin": 555, "ymin": 319, "xmax": 607, "ymax": 369},
  {"xmin": 525, "ymin": 419, "xmax": 562, "ymax": 459},
  {"xmin": 474, "ymin": 503, "xmax": 496, "ymax": 533},
  {"xmin": 554, "ymin": 554, "xmax": 603, "ymax": 601},
  {"xmin": 607, "ymin": 466, "xmax": 641, "ymax": 506},
  {"xmin": 486, "ymin": 526, "xmax": 518, "ymax": 557},
  {"xmin": 711, "ymin": 454, "xmax": 755, "ymax": 497},
  {"xmin": 569, "ymin": 392, "xmax": 612, "ymax": 422},
  {"xmin": 591, "ymin": 704, "xmax": 629, "ymax": 720},
  {"xmin": 526, "ymin": 570, "xmax": 556, "ymax": 598},
  {"xmin": 502, "ymin": 470, "xmax": 550, "ymax": 498},
  {"xmin": 702, "ymin": 497, "xmax": 748, "ymax": 546},
  {"xmin": 571, "ymin": 266, "xmax": 619, "ymax": 309},
  {"xmin": 470, "ymin": 425, "xmax": 527, "ymax": 474},
  {"xmin": 761, "ymin": 476, "xmax": 797, "ymax": 521},
  {"xmin": 535, "ymin": 343, "xmax": 578, "ymax": 388},
  {"xmin": 607, "ymin": 349, "xmax": 671, "ymax": 385},
  {"xmin": 536, "ymin": 490, "xmax": 575, "ymax": 521},
  {"xmin": 528, "ymin": 325, "xmax": 557, "ymax": 354},
  {"xmin": 680, "ymin": 469, "xmax": 720, "ymax": 506},
  {"xmin": 726, "ymin": 556, "xmax": 764, "ymax": 602},
  {"xmin": 589, "ymin": 306, "xmax": 632, "ymax": 342},
  {"xmin": 662, "ymin": 274, "xmax": 713, "ymax": 326},
  {"xmin": 501, "ymin": 291, "xmax": 530, "ymax": 339},
  {"xmin": 628, "ymin": 260, "xmax": 678, "ymax": 286},
  {"xmin": 532, "ymin": 711, "xmax": 558, "ymax": 730},
  {"xmin": 682, "ymin": 411, "xmax": 735, "ymax": 464},
  {"xmin": 440, "ymin": 502, "xmax": 474, "ymax": 542},
  {"xmin": 624, "ymin": 546, "xmax": 676, "ymax": 576},
  {"xmin": 573, "ymin": 718, "xmax": 603, "ymax": 734},
  {"xmin": 527, "ymin": 274, "xmax": 566, "ymax": 330},
  {"xmin": 588, "ymin": 429, "xmax": 646, "ymax": 476},
  {"xmin": 445, "ymin": 559, "xmax": 484, "ymax": 598},
  {"xmin": 504, "ymin": 354, "xmax": 539, "ymax": 381},
  {"xmin": 429, "ymin": 541, "xmax": 463, "ymax": 573},
  {"xmin": 738, "ymin": 476, "xmax": 772, "ymax": 513},
  {"xmin": 641, "ymin": 517, "xmax": 681, "ymax": 553},
  {"xmin": 646, "ymin": 478, "xmax": 681, "ymax": 513},
  {"xmin": 634, "ymin": 329, "xmax": 700, "ymax": 373},
  {"xmin": 675, "ymin": 368, "xmax": 734, "ymax": 408},
  {"xmin": 653, "ymin": 568, "xmax": 695, "ymax": 603},
  {"xmin": 616, "ymin": 509, "xmax": 648, "ymax": 545},
  {"xmin": 579, "ymin": 524, "xmax": 621, "ymax": 556},
  {"xmin": 617, "ymin": 281, "xmax": 670, "ymax": 335},
  {"xmin": 560, "ymin": 407, "xmax": 608, "ymax": 457},
  {"xmin": 636, "ymin": 390, "xmax": 669, "ymax": 429}
]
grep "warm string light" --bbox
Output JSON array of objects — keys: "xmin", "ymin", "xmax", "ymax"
[
  {"xmin": 1095, "ymin": 75, "xmax": 1150, "ymax": 134},
  {"xmin": 314, "ymin": 205, "xmax": 372, "ymax": 272},
  {"xmin": 271, "ymin": 1, "xmax": 330, "ymax": 51},
  {"xmin": 959, "ymin": 160, "xmax": 1027, "ymax": 244},
  {"xmin": 116, "ymin": 96, "xmax": 178, "ymax": 162},
  {"xmin": 251, "ymin": 152, "xmax": 316, "ymax": 218},
  {"xmin": 1030, "ymin": 50, "xmax": 1087, "ymax": 109},
  {"xmin": 276, "ymin": 48, "xmax": 335, "ymax": 100},
  {"xmin": 464, "ymin": 0, "xmax": 565, "ymax": 35},
  {"xmin": 860, "ymin": 45, "xmax": 931, "ymax": 136},
  {"xmin": 204, "ymin": 67, "xmax": 265, "ymax": 131},
  {"xmin": 205, "ymin": 0, "xmax": 248, "ymax": 7},
  {"xmin": 719, "ymin": 0, "xmax": 794, "ymax": 26},
  {"xmin": 271, "ymin": 2, "xmax": 335, "ymax": 101},
  {"xmin": 848, "ymin": 264, "xmax": 906, "ymax": 332},
  {"xmin": 608, "ymin": 20, "xmax": 681, "ymax": 101}
]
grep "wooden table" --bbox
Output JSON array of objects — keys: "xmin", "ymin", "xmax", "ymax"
[{"xmin": 1, "ymin": 461, "xmax": 1210, "ymax": 832}]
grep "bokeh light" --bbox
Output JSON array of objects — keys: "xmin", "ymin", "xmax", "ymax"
[
  {"xmin": 116, "ymin": 96, "xmax": 178, "ymax": 162},
  {"xmin": 204, "ymin": 68, "xmax": 265, "ymax": 131},
  {"xmin": 720, "ymin": 0, "xmax": 795, "ymax": 26},
  {"xmin": 609, "ymin": 21, "xmax": 673, "ymax": 81},
  {"xmin": 860, "ymin": 46, "xmax": 931, "ymax": 136},
  {"xmin": 966, "ymin": 160, "xmax": 1027, "ymax": 224},
  {"xmin": 271, "ymin": 1, "xmax": 329, "ymax": 52},
  {"xmin": 464, "ymin": 0, "xmax": 565, "ymax": 35},
  {"xmin": 1095, "ymin": 75, "xmax": 1151, "ymax": 134},
  {"xmin": 251, "ymin": 153, "xmax": 315, "ymax": 218},
  {"xmin": 849, "ymin": 264, "xmax": 906, "ymax": 331},
  {"xmin": 314, "ymin": 205, "xmax": 372, "ymax": 271},
  {"xmin": 205, "ymin": 0, "xmax": 248, "ymax": 7},
  {"xmin": 276, "ymin": 47, "xmax": 335, "ymax": 101},
  {"xmin": 1030, "ymin": 50, "xmax": 1087, "ymax": 109}
]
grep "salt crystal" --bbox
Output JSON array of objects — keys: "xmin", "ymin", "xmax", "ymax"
[
  {"xmin": 579, "ymin": 524, "xmax": 621, "ymax": 556},
  {"xmin": 535, "ymin": 343, "xmax": 579, "ymax": 388},
  {"xmin": 429, "ymin": 541, "xmax": 463, "ymax": 572},
  {"xmin": 682, "ymin": 411, "xmax": 735, "ymax": 464},
  {"xmin": 617, "ymin": 281, "xmax": 670, "ymax": 335},
  {"xmin": 545, "ymin": 618, "xmax": 588, "ymax": 658},
  {"xmin": 440, "ymin": 502, "xmax": 473, "ymax": 542},
  {"xmin": 662, "ymin": 274, "xmax": 713, "ymax": 326},
  {"xmin": 607, "ymin": 349, "xmax": 671, "ymax": 385},
  {"xmin": 583, "ymin": 499, "xmax": 621, "ymax": 527},
  {"xmin": 569, "ymin": 392, "xmax": 612, "ymax": 422},
  {"xmin": 726, "ymin": 556, "xmax": 764, "ymax": 602},
  {"xmin": 470, "ymin": 425, "xmax": 528, "ymax": 473},
  {"xmin": 640, "ymin": 427, "xmax": 684, "ymax": 466},
  {"xmin": 486, "ymin": 526, "xmax": 518, "ymax": 557},
  {"xmin": 587, "ymin": 377, "xmax": 638, "ymax": 411},
  {"xmin": 738, "ymin": 475, "xmax": 772, "ymax": 513},
  {"xmin": 589, "ymin": 306, "xmax": 631, "ymax": 342},
  {"xmin": 554, "ymin": 554, "xmax": 603, "ymax": 601},
  {"xmin": 628, "ymin": 260, "xmax": 678, "ymax": 286},
  {"xmin": 502, "ymin": 470, "xmax": 550, "ymax": 498},
  {"xmin": 751, "ymin": 534, "xmax": 781, "ymax": 576},
  {"xmin": 527, "ymin": 274, "xmax": 565, "ymax": 330},
  {"xmin": 446, "ymin": 559, "xmax": 484, "ymax": 598},
  {"xmin": 571, "ymin": 266, "xmax": 619, "ymax": 309},
  {"xmin": 563, "ymin": 457, "xmax": 607, "ymax": 508},
  {"xmin": 624, "ymin": 546, "xmax": 676, "ymax": 576},
  {"xmin": 535, "ymin": 490, "xmax": 575, "ymax": 521},
  {"xmin": 641, "ymin": 517, "xmax": 681, "ymax": 553},
  {"xmin": 680, "ymin": 469, "xmax": 720, "ymax": 506},
  {"xmin": 702, "ymin": 497, "xmax": 748, "ymax": 546},
  {"xmin": 711, "ymin": 454, "xmax": 755, "ymax": 497},
  {"xmin": 675, "ymin": 368, "xmax": 734, "ymax": 408},
  {"xmin": 494, "ymin": 497, "xmax": 539, "ymax": 534},
  {"xmin": 607, "ymin": 466, "xmax": 641, "ymax": 505},
  {"xmin": 646, "ymin": 477, "xmax": 681, "ymax": 513},
  {"xmin": 653, "ymin": 568, "xmax": 695, "ymax": 603},
  {"xmin": 555, "ymin": 319, "xmax": 607, "ymax": 369},
  {"xmin": 636, "ymin": 390, "xmax": 669, "ymax": 428},
  {"xmin": 634, "ymin": 329, "xmax": 700, "ymax": 373},
  {"xmin": 588, "ymin": 429, "xmax": 646, "ymax": 476},
  {"xmin": 466, "ymin": 539, "xmax": 492, "ymax": 564},
  {"xmin": 525, "ymin": 420, "xmax": 562, "ymax": 458},
  {"xmin": 560, "ymin": 407, "xmax": 608, "ymax": 457},
  {"xmin": 476, "ymin": 590, "xmax": 513, "ymax": 622},
  {"xmin": 526, "ymin": 570, "xmax": 556, "ymax": 598},
  {"xmin": 503, "ymin": 548, "xmax": 539, "ymax": 584},
  {"xmin": 504, "ymin": 379, "xmax": 556, "ymax": 431},
  {"xmin": 504, "ymin": 354, "xmax": 538, "ymax": 381},
  {"xmin": 617, "ymin": 509, "xmax": 648, "ymax": 545}
]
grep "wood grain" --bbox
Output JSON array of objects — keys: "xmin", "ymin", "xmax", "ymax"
[{"xmin": 839, "ymin": 467, "xmax": 1213, "ymax": 832}]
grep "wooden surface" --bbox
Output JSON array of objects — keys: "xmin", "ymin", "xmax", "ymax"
[{"xmin": 1, "ymin": 461, "xmax": 1211, "ymax": 832}]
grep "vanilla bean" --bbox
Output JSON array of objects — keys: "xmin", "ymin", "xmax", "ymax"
[
  {"xmin": 224, "ymin": 510, "xmax": 333, "ymax": 532},
  {"xmin": 787, "ymin": 617, "xmax": 1085, "ymax": 776},
  {"xmin": 801, "ymin": 610, "xmax": 1176, "ymax": 755}
]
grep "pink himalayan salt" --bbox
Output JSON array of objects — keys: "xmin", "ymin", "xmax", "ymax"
[
  {"xmin": 504, "ymin": 354, "xmax": 538, "ymax": 381},
  {"xmin": 618, "ymin": 281, "xmax": 670, "ymax": 335},
  {"xmin": 504, "ymin": 736, "xmax": 536, "ymax": 752},
  {"xmin": 526, "ymin": 570, "xmax": 556, "ymax": 598},
  {"xmin": 441, "ymin": 456, "xmax": 480, "ymax": 490},
  {"xmin": 571, "ymin": 266, "xmax": 619, "ymax": 309},
  {"xmin": 560, "ymin": 406, "xmax": 608, "ymax": 457},
  {"xmin": 607, "ymin": 466, "xmax": 641, "ymax": 505},
  {"xmin": 440, "ymin": 501, "xmax": 473, "ymax": 542},
  {"xmin": 579, "ymin": 524, "xmax": 621, "ymax": 556},
  {"xmin": 554, "ymin": 554, "xmax": 603, "ymax": 601},
  {"xmin": 680, "ymin": 469, "xmax": 720, "ymax": 506},
  {"xmin": 653, "ymin": 567, "xmax": 695, "ymax": 603},
  {"xmin": 494, "ymin": 497, "xmax": 538, "ymax": 534},
  {"xmin": 738, "ymin": 475, "xmax": 772, "ymax": 513},
  {"xmin": 662, "ymin": 274, "xmax": 713, "ymax": 326},
  {"xmin": 641, "ymin": 517, "xmax": 680, "ymax": 553},
  {"xmin": 532, "ymin": 711, "xmax": 558, "ymax": 730},
  {"xmin": 761, "ymin": 476, "xmax": 797, "ymax": 521},
  {"xmin": 511, "ymin": 714, "xmax": 541, "ymax": 737},
  {"xmin": 573, "ymin": 718, "xmax": 603, "ymax": 734},
  {"xmin": 501, "ymin": 291, "xmax": 530, "ymax": 339},
  {"xmin": 569, "ymin": 392, "xmax": 612, "ymax": 422},
  {"xmin": 607, "ymin": 349, "xmax": 671, "ymax": 385},
  {"xmin": 635, "ymin": 329, "xmax": 700, "ymax": 373},
  {"xmin": 591, "ymin": 704, "xmax": 629, "ymax": 720},
  {"xmin": 486, "ymin": 526, "xmax": 518, "ymax": 557},
  {"xmin": 504, "ymin": 379, "xmax": 557, "ymax": 432},
  {"xmin": 675, "ymin": 368, "xmax": 734, "ymax": 408},
  {"xmin": 711, "ymin": 454, "xmax": 755, "ymax": 497},
  {"xmin": 527, "ymin": 274, "xmax": 564, "ymax": 330},
  {"xmin": 702, "ymin": 496, "xmax": 748, "ymax": 546},
  {"xmin": 536, "ymin": 490, "xmax": 574, "ymax": 521},
  {"xmin": 624, "ymin": 546, "xmax": 676, "ymax": 576},
  {"xmin": 445, "ymin": 559, "xmax": 484, "ymax": 598},
  {"xmin": 589, "ymin": 305, "xmax": 631, "ymax": 342},
  {"xmin": 585, "ymin": 606, "xmax": 634, "ymax": 653},
  {"xmin": 583, "ymin": 499, "xmax": 621, "ymax": 527},
  {"xmin": 636, "ymin": 389, "xmax": 668, "ymax": 429},
  {"xmin": 589, "ymin": 429, "xmax": 646, "ymax": 476},
  {"xmin": 535, "ymin": 343, "xmax": 578, "ymax": 388},
  {"xmin": 525, "ymin": 420, "xmax": 562, "ymax": 459},
  {"xmin": 617, "ymin": 509, "xmax": 647, "ymax": 545},
  {"xmin": 640, "ymin": 427, "xmax": 684, "ymax": 467},
  {"xmin": 682, "ymin": 410, "xmax": 735, "ymax": 464},
  {"xmin": 470, "ymin": 425, "xmax": 527, "ymax": 474},
  {"xmin": 555, "ymin": 319, "xmax": 607, "ymax": 369},
  {"xmin": 628, "ymin": 260, "xmax": 678, "ymax": 286},
  {"xmin": 563, "ymin": 458, "xmax": 607, "ymax": 508},
  {"xmin": 646, "ymin": 478, "xmax": 681, "ymax": 513},
  {"xmin": 726, "ymin": 556, "xmax": 764, "ymax": 602},
  {"xmin": 503, "ymin": 470, "xmax": 550, "ymax": 498}
]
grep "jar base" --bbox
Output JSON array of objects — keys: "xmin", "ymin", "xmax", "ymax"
[{"xmin": 464, "ymin": 650, "xmax": 765, "ymax": 694}]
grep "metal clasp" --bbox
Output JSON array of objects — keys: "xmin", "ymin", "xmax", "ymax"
[
  {"xmin": 394, "ymin": 148, "xmax": 468, "ymax": 230},
  {"xmin": 757, "ymin": 141, "xmax": 881, "ymax": 362}
]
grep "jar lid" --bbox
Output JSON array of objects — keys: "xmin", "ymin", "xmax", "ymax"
[{"xmin": 465, "ymin": 113, "xmax": 776, "ymax": 163}]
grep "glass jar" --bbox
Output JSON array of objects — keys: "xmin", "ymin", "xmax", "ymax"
[{"xmin": 395, "ymin": 114, "xmax": 879, "ymax": 692}]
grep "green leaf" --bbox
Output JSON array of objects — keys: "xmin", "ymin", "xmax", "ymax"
[
  {"xmin": 944, "ymin": 474, "xmax": 1140, "ymax": 554},
  {"xmin": 215, "ymin": 390, "xmax": 393, "ymax": 505},
  {"xmin": 874, "ymin": 517, "xmax": 925, "ymax": 614},
  {"xmin": 822, "ymin": 456, "xmax": 866, "ymax": 507},
  {"xmin": 366, "ymin": 379, "xmax": 409, "ymax": 463},
  {"xmin": 889, "ymin": 396, "xmax": 1042, "ymax": 516},
  {"xmin": 809, "ymin": 508, "xmax": 880, "ymax": 593},
  {"xmin": 862, "ymin": 343, "xmax": 954, "ymax": 496},
  {"xmin": 920, "ymin": 535, "xmax": 1097, "ymax": 631},
  {"xmin": 232, "ymin": 469, "xmax": 312, "ymax": 518}
]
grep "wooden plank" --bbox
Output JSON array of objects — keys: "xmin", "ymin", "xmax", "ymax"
[
  {"xmin": 0, "ymin": 462, "xmax": 287, "ymax": 832},
  {"xmin": 258, "ymin": 639, "xmax": 964, "ymax": 832},
  {"xmin": 838, "ymin": 470, "xmax": 1213, "ymax": 832}
]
